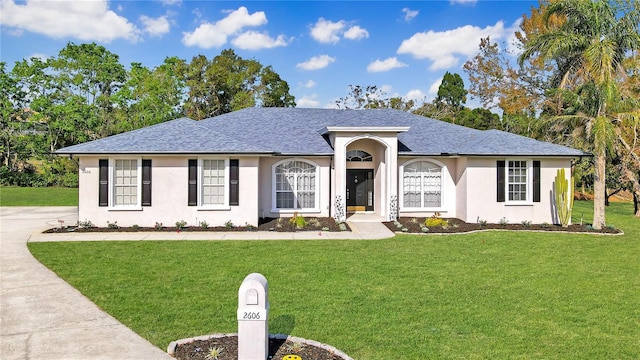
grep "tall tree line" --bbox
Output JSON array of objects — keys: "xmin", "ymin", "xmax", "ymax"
[{"xmin": 1, "ymin": 43, "xmax": 295, "ymax": 186}]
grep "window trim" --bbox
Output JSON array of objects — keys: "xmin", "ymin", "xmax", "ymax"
[
  {"xmin": 271, "ymin": 158, "xmax": 320, "ymax": 213},
  {"xmin": 107, "ymin": 157, "xmax": 142, "ymax": 211},
  {"xmin": 504, "ymin": 159, "xmax": 533, "ymax": 205},
  {"xmin": 197, "ymin": 157, "xmax": 230, "ymax": 210},
  {"xmin": 399, "ymin": 158, "xmax": 446, "ymax": 211}
]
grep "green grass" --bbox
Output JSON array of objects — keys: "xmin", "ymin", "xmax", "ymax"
[
  {"xmin": 0, "ymin": 186, "xmax": 78, "ymax": 206},
  {"xmin": 28, "ymin": 201, "xmax": 639, "ymax": 359}
]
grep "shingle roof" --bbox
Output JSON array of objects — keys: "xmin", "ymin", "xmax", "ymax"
[
  {"xmin": 57, "ymin": 108, "xmax": 587, "ymax": 157},
  {"xmin": 56, "ymin": 117, "xmax": 271, "ymax": 154}
]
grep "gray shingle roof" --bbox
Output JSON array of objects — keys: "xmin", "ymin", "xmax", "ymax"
[{"xmin": 57, "ymin": 108, "xmax": 587, "ymax": 157}]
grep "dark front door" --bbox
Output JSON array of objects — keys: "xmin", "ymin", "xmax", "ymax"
[{"xmin": 346, "ymin": 169, "xmax": 374, "ymax": 212}]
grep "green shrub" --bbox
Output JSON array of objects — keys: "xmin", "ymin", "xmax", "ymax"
[{"xmin": 175, "ymin": 220, "xmax": 187, "ymax": 230}]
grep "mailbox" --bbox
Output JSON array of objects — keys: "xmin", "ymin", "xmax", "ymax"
[{"xmin": 238, "ymin": 273, "xmax": 269, "ymax": 360}]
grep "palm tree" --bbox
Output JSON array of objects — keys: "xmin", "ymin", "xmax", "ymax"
[{"xmin": 519, "ymin": 0, "xmax": 640, "ymax": 229}]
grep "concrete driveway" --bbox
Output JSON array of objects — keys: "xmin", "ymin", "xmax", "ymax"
[{"xmin": 0, "ymin": 207, "xmax": 172, "ymax": 360}]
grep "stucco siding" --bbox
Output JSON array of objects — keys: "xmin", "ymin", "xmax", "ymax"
[
  {"xmin": 397, "ymin": 157, "xmax": 457, "ymax": 218},
  {"xmin": 258, "ymin": 156, "xmax": 331, "ymax": 219},
  {"xmin": 463, "ymin": 157, "xmax": 573, "ymax": 224},
  {"xmin": 455, "ymin": 157, "xmax": 468, "ymax": 221},
  {"xmin": 78, "ymin": 155, "xmax": 260, "ymax": 227}
]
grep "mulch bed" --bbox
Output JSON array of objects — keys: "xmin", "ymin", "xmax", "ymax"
[
  {"xmin": 44, "ymin": 217, "xmax": 350, "ymax": 233},
  {"xmin": 385, "ymin": 217, "xmax": 622, "ymax": 234},
  {"xmin": 172, "ymin": 335, "xmax": 344, "ymax": 360}
]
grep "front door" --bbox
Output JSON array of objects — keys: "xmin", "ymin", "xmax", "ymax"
[{"xmin": 346, "ymin": 169, "xmax": 374, "ymax": 212}]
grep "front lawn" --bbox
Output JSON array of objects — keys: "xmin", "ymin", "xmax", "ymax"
[
  {"xmin": 28, "ymin": 201, "xmax": 639, "ymax": 359},
  {"xmin": 0, "ymin": 186, "xmax": 78, "ymax": 206}
]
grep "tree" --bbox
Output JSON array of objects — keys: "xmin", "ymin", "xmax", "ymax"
[
  {"xmin": 335, "ymin": 85, "xmax": 415, "ymax": 110},
  {"xmin": 519, "ymin": 0, "xmax": 640, "ymax": 229},
  {"xmin": 52, "ymin": 42, "xmax": 126, "ymax": 138},
  {"xmin": 435, "ymin": 72, "xmax": 467, "ymax": 123},
  {"xmin": 180, "ymin": 49, "xmax": 294, "ymax": 120},
  {"xmin": 114, "ymin": 58, "xmax": 185, "ymax": 133},
  {"xmin": 258, "ymin": 66, "xmax": 296, "ymax": 108},
  {"xmin": 0, "ymin": 62, "xmax": 27, "ymax": 169}
]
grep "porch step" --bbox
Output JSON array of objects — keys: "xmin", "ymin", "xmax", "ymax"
[{"xmin": 346, "ymin": 213, "xmax": 386, "ymax": 223}]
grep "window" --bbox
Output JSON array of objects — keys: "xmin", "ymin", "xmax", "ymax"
[
  {"xmin": 508, "ymin": 160, "xmax": 527, "ymax": 201},
  {"xmin": 273, "ymin": 159, "xmax": 318, "ymax": 210},
  {"xmin": 188, "ymin": 158, "xmax": 230, "ymax": 208},
  {"xmin": 202, "ymin": 159, "xmax": 225, "ymax": 205},
  {"xmin": 346, "ymin": 150, "xmax": 373, "ymax": 162},
  {"xmin": 114, "ymin": 159, "xmax": 138, "ymax": 206},
  {"xmin": 402, "ymin": 160, "xmax": 442, "ymax": 209},
  {"xmin": 497, "ymin": 160, "xmax": 541, "ymax": 203},
  {"xmin": 98, "ymin": 158, "xmax": 149, "ymax": 209}
]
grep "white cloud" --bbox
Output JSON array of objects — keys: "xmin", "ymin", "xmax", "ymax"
[
  {"xmin": 140, "ymin": 15, "xmax": 170, "ymax": 37},
  {"xmin": 232, "ymin": 31, "xmax": 288, "ymax": 50},
  {"xmin": 450, "ymin": 0, "xmax": 478, "ymax": 4},
  {"xmin": 297, "ymin": 95, "xmax": 321, "ymax": 108},
  {"xmin": 310, "ymin": 18, "xmax": 345, "ymax": 44},
  {"xmin": 406, "ymin": 89, "xmax": 426, "ymax": 101},
  {"xmin": 397, "ymin": 21, "xmax": 506, "ymax": 70},
  {"xmin": 506, "ymin": 18, "xmax": 524, "ymax": 56},
  {"xmin": 429, "ymin": 78, "xmax": 443, "ymax": 94},
  {"xmin": 367, "ymin": 57, "xmax": 408, "ymax": 73},
  {"xmin": 182, "ymin": 6, "xmax": 267, "ymax": 49},
  {"xmin": 310, "ymin": 18, "xmax": 368, "ymax": 44},
  {"xmin": 303, "ymin": 80, "xmax": 317, "ymax": 88},
  {"xmin": 380, "ymin": 84, "xmax": 393, "ymax": 94},
  {"xmin": 28, "ymin": 53, "xmax": 49, "ymax": 62},
  {"xmin": 161, "ymin": 0, "xmax": 182, "ymax": 5},
  {"xmin": 0, "ymin": 0, "xmax": 141, "ymax": 42},
  {"xmin": 296, "ymin": 55, "xmax": 336, "ymax": 71},
  {"xmin": 402, "ymin": 8, "xmax": 419, "ymax": 22},
  {"xmin": 344, "ymin": 26, "xmax": 369, "ymax": 40}
]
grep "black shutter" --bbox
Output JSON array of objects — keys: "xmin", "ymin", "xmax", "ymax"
[
  {"xmin": 229, "ymin": 159, "xmax": 239, "ymax": 206},
  {"xmin": 533, "ymin": 160, "xmax": 541, "ymax": 203},
  {"xmin": 99, "ymin": 159, "xmax": 109, "ymax": 207},
  {"xmin": 497, "ymin": 160, "xmax": 505, "ymax": 202},
  {"xmin": 188, "ymin": 159, "xmax": 197, "ymax": 206},
  {"xmin": 142, "ymin": 159, "xmax": 152, "ymax": 206}
]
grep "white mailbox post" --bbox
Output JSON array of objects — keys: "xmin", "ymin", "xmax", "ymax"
[{"xmin": 237, "ymin": 273, "xmax": 269, "ymax": 360}]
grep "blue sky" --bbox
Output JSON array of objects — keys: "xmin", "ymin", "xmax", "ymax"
[{"xmin": 1, "ymin": 0, "xmax": 538, "ymax": 108}]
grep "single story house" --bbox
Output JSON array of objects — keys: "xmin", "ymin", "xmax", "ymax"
[{"xmin": 57, "ymin": 108, "xmax": 586, "ymax": 227}]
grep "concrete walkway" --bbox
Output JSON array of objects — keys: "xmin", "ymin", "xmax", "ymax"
[
  {"xmin": 1, "ymin": 207, "xmax": 173, "ymax": 360},
  {"xmin": 1, "ymin": 207, "xmax": 394, "ymax": 360}
]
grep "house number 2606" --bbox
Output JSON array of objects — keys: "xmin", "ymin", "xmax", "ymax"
[{"xmin": 243, "ymin": 312, "xmax": 261, "ymax": 320}]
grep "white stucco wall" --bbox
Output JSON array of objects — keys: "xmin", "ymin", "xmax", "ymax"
[
  {"xmin": 258, "ymin": 156, "xmax": 331, "ymax": 219},
  {"xmin": 397, "ymin": 156, "xmax": 458, "ymax": 218},
  {"xmin": 455, "ymin": 157, "xmax": 468, "ymax": 221},
  {"xmin": 77, "ymin": 155, "xmax": 260, "ymax": 227},
  {"xmin": 462, "ymin": 157, "xmax": 573, "ymax": 224},
  {"xmin": 334, "ymin": 132, "xmax": 399, "ymax": 220}
]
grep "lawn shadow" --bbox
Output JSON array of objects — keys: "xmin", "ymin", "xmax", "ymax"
[{"xmin": 270, "ymin": 314, "xmax": 295, "ymax": 335}]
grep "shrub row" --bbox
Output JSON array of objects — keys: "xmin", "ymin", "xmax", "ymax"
[{"xmin": 0, "ymin": 166, "xmax": 78, "ymax": 187}]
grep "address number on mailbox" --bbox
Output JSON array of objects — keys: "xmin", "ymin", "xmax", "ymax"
[{"xmin": 237, "ymin": 309, "xmax": 266, "ymax": 321}]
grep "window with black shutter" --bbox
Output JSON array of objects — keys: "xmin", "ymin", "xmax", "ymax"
[
  {"xmin": 99, "ymin": 159, "xmax": 109, "ymax": 207},
  {"xmin": 229, "ymin": 159, "xmax": 239, "ymax": 206},
  {"xmin": 188, "ymin": 159, "xmax": 197, "ymax": 206},
  {"xmin": 142, "ymin": 159, "xmax": 152, "ymax": 206},
  {"xmin": 497, "ymin": 160, "xmax": 505, "ymax": 202},
  {"xmin": 533, "ymin": 160, "xmax": 541, "ymax": 203}
]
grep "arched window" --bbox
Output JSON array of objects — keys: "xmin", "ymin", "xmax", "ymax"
[
  {"xmin": 346, "ymin": 150, "xmax": 373, "ymax": 162},
  {"xmin": 274, "ymin": 160, "xmax": 318, "ymax": 209},
  {"xmin": 402, "ymin": 160, "xmax": 442, "ymax": 208}
]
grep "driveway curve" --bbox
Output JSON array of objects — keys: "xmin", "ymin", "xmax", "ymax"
[{"xmin": 0, "ymin": 207, "xmax": 172, "ymax": 360}]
